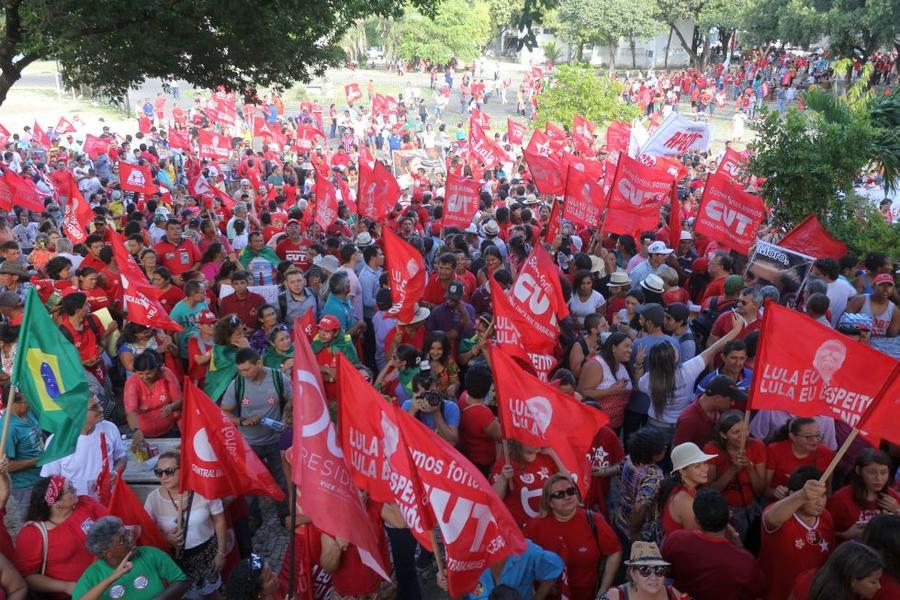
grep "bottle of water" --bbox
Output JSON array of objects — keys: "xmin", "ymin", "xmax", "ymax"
[{"xmin": 260, "ymin": 417, "xmax": 286, "ymax": 432}]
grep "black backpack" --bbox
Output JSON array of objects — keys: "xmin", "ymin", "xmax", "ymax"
[{"xmin": 691, "ymin": 296, "xmax": 726, "ymax": 348}]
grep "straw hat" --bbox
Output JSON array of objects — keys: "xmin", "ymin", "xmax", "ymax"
[
  {"xmin": 398, "ymin": 305, "xmax": 430, "ymax": 326},
  {"xmin": 624, "ymin": 542, "xmax": 669, "ymax": 567}
]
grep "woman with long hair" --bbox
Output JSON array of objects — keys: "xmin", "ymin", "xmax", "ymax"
[
  {"xmin": 801, "ymin": 541, "xmax": 884, "ymax": 600},
  {"xmin": 140, "ymin": 248, "xmax": 159, "ymax": 281},
  {"xmin": 658, "ymin": 442, "xmax": 717, "ymax": 541},
  {"xmin": 577, "ymin": 331, "xmax": 633, "ymax": 430},
  {"xmin": 421, "ymin": 330, "xmax": 460, "ymax": 397},
  {"xmin": 262, "ymin": 325, "xmax": 293, "ymax": 373},
  {"xmin": 151, "ymin": 266, "xmax": 186, "ymax": 313},
  {"xmin": 828, "ymin": 449, "xmax": 900, "ymax": 541},
  {"xmin": 861, "ymin": 514, "xmax": 900, "ymax": 598},
  {"xmin": 248, "ymin": 303, "xmax": 281, "ymax": 354},
  {"xmin": 568, "ymin": 313, "xmax": 608, "ymax": 379},
  {"xmin": 704, "ymin": 410, "xmax": 766, "ymax": 543},
  {"xmin": 568, "ymin": 270, "xmax": 606, "ymax": 329},
  {"xmin": 491, "ymin": 440, "xmax": 570, "ymax": 529}
]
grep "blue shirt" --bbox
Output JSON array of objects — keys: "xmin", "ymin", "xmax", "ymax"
[
  {"xmin": 322, "ymin": 294, "xmax": 355, "ymax": 332},
  {"xmin": 695, "ymin": 367, "xmax": 754, "ymax": 396},
  {"xmin": 464, "ymin": 541, "xmax": 564, "ymax": 600},
  {"xmin": 1, "ymin": 411, "xmax": 44, "ymax": 488},
  {"xmin": 401, "ymin": 398, "xmax": 460, "ymax": 431},
  {"xmin": 358, "ymin": 264, "xmax": 382, "ymax": 318}
]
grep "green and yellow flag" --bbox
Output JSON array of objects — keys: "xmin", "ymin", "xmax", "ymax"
[
  {"xmin": 13, "ymin": 288, "xmax": 91, "ymax": 464},
  {"xmin": 204, "ymin": 344, "xmax": 238, "ymax": 403}
]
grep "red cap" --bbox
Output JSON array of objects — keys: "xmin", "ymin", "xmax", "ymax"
[
  {"xmin": 692, "ymin": 257, "xmax": 709, "ymax": 274},
  {"xmin": 318, "ymin": 315, "xmax": 341, "ymax": 332},
  {"xmin": 286, "ymin": 219, "xmax": 300, "ymax": 227},
  {"xmin": 873, "ymin": 273, "xmax": 895, "ymax": 287},
  {"xmin": 430, "ymin": 222, "xmax": 442, "ymax": 236},
  {"xmin": 197, "ymin": 309, "xmax": 218, "ymax": 324}
]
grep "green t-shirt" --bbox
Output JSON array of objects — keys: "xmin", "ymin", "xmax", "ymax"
[
  {"xmin": 72, "ymin": 546, "xmax": 187, "ymax": 600},
  {"xmin": 169, "ymin": 299, "xmax": 209, "ymax": 357},
  {"xmin": 1, "ymin": 411, "xmax": 44, "ymax": 488}
]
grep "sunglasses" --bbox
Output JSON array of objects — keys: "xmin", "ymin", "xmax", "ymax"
[
  {"xmin": 636, "ymin": 566, "xmax": 668, "ymax": 577},
  {"xmin": 154, "ymin": 467, "xmax": 179, "ymax": 478},
  {"xmin": 549, "ymin": 486, "xmax": 578, "ymax": 500}
]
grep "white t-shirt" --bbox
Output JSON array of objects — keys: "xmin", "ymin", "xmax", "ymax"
[
  {"xmin": 592, "ymin": 355, "xmax": 632, "ymax": 392},
  {"xmin": 640, "ymin": 354, "xmax": 707, "ymax": 424},
  {"xmin": 41, "ymin": 420, "xmax": 126, "ymax": 499},
  {"xmin": 826, "ymin": 278, "xmax": 856, "ymax": 325},
  {"xmin": 145, "ymin": 489, "xmax": 223, "ymax": 549},
  {"xmin": 568, "ymin": 290, "xmax": 606, "ymax": 326}
]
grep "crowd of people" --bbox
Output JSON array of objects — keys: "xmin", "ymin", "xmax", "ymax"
[{"xmin": 0, "ymin": 53, "xmax": 896, "ymax": 600}]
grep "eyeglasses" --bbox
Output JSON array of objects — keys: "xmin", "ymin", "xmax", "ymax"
[
  {"xmin": 549, "ymin": 487, "xmax": 578, "ymax": 500},
  {"xmin": 636, "ymin": 566, "xmax": 668, "ymax": 577},
  {"xmin": 153, "ymin": 467, "xmax": 179, "ymax": 478}
]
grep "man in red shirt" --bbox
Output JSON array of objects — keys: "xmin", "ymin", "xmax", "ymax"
[
  {"xmin": 707, "ymin": 286, "xmax": 762, "ymax": 348},
  {"xmin": 700, "ymin": 253, "xmax": 735, "ymax": 305},
  {"xmin": 672, "ymin": 375, "xmax": 745, "ymax": 448},
  {"xmin": 663, "ymin": 489, "xmax": 765, "ymax": 600},
  {"xmin": 79, "ymin": 234, "xmax": 108, "ymax": 273},
  {"xmin": 760, "ymin": 467, "xmax": 833, "ymax": 600},
  {"xmin": 275, "ymin": 219, "xmax": 311, "ymax": 271},
  {"xmin": 59, "ymin": 291, "xmax": 111, "ymax": 386},
  {"xmin": 153, "ymin": 219, "xmax": 201, "ymax": 285},
  {"xmin": 421, "ymin": 252, "xmax": 458, "ymax": 308},
  {"xmin": 218, "ymin": 270, "xmax": 266, "ymax": 329}
]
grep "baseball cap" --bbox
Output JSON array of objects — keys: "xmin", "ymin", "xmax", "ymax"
[
  {"xmin": 665, "ymin": 302, "xmax": 690, "ymax": 324},
  {"xmin": 286, "ymin": 218, "xmax": 300, "ymax": 227},
  {"xmin": 446, "ymin": 280, "xmax": 465, "ymax": 300},
  {"xmin": 873, "ymin": 274, "xmax": 894, "ymax": 287},
  {"xmin": 635, "ymin": 303, "xmax": 665, "ymax": 327},
  {"xmin": 724, "ymin": 274, "xmax": 745, "ymax": 295},
  {"xmin": 318, "ymin": 315, "xmax": 341, "ymax": 332},
  {"xmin": 647, "ymin": 241, "xmax": 673, "ymax": 255},
  {"xmin": 197, "ymin": 310, "xmax": 217, "ymax": 325},
  {"xmin": 703, "ymin": 375, "xmax": 748, "ymax": 403}
]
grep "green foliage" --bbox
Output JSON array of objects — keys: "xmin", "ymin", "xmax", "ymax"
[
  {"xmin": 556, "ymin": 0, "xmax": 660, "ymax": 57},
  {"xmin": 396, "ymin": 0, "xmax": 493, "ymax": 64},
  {"xmin": 487, "ymin": 0, "xmax": 525, "ymax": 33},
  {"xmin": 534, "ymin": 63, "xmax": 640, "ymax": 131},
  {"xmin": 542, "ymin": 39, "xmax": 563, "ymax": 64}
]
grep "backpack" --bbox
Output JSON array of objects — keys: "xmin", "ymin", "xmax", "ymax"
[
  {"xmin": 232, "ymin": 368, "xmax": 287, "ymax": 419},
  {"xmin": 691, "ymin": 295, "xmax": 727, "ymax": 348}
]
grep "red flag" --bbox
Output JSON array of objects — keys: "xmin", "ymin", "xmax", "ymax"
[
  {"xmin": 523, "ymin": 148, "xmax": 565, "ymax": 196},
  {"xmin": 858, "ymin": 365, "xmax": 900, "ymax": 446},
  {"xmin": 607, "ymin": 153, "xmax": 677, "ymax": 212},
  {"xmin": 694, "ymin": 172, "xmax": 766, "ymax": 255},
  {"xmin": 32, "ymin": 121, "xmax": 51, "ymax": 148},
  {"xmin": 468, "ymin": 121, "xmax": 508, "ymax": 168},
  {"xmin": 471, "ymin": 108, "xmax": 491, "ymax": 130},
  {"xmin": 212, "ymin": 98, "xmax": 237, "ymax": 126},
  {"xmin": 345, "ymin": 83, "xmax": 362, "ymax": 106},
  {"xmin": 573, "ymin": 114, "xmax": 596, "ymax": 142},
  {"xmin": 297, "ymin": 308, "xmax": 317, "ymax": 341},
  {"xmin": 119, "ymin": 162, "xmax": 157, "ymax": 195},
  {"xmin": 716, "ymin": 147, "xmax": 750, "ymax": 182},
  {"xmin": 335, "ymin": 175, "xmax": 356, "ymax": 214},
  {"xmin": 562, "ymin": 163, "xmax": 605, "ymax": 228},
  {"xmin": 382, "ymin": 228, "xmax": 425, "ymax": 322},
  {"xmin": 749, "ymin": 303, "xmax": 897, "ymax": 434},
  {"xmin": 605, "ymin": 121, "xmax": 631, "ymax": 154},
  {"xmin": 528, "ymin": 128, "xmax": 564, "ymax": 158},
  {"xmin": 668, "ymin": 183, "xmax": 681, "ymax": 250},
  {"xmin": 441, "ymin": 173, "xmax": 481, "ymax": 230},
  {"xmin": 372, "ymin": 93, "xmax": 388, "ymax": 116},
  {"xmin": 188, "ymin": 174, "xmax": 214, "ymax": 199},
  {"xmin": 490, "ymin": 280, "xmax": 558, "ymax": 380},
  {"xmin": 653, "ymin": 156, "xmax": 688, "ymax": 182},
  {"xmin": 543, "ymin": 198, "xmax": 562, "ymax": 244},
  {"xmin": 55, "ymin": 116, "xmax": 77, "ymax": 135},
  {"xmin": 2, "ymin": 169, "xmax": 45, "ymax": 212},
  {"xmin": 83, "ymin": 134, "xmax": 110, "ymax": 159},
  {"xmin": 0, "ymin": 123, "xmax": 9, "ymax": 145},
  {"xmin": 291, "ymin": 325, "xmax": 391, "ymax": 580},
  {"xmin": 0, "ymin": 177, "xmax": 11, "ymax": 210},
  {"xmin": 778, "ymin": 215, "xmax": 848, "ymax": 259},
  {"xmin": 62, "ymin": 174, "xmax": 93, "ymax": 244},
  {"xmin": 357, "ymin": 160, "xmax": 399, "ymax": 223},
  {"xmin": 168, "ymin": 129, "xmax": 191, "ymax": 151},
  {"xmin": 179, "ymin": 379, "xmax": 285, "ymax": 500},
  {"xmin": 507, "ymin": 119, "xmax": 527, "ymax": 145},
  {"xmin": 545, "ymin": 121, "xmax": 567, "ymax": 145},
  {"xmin": 560, "ymin": 152, "xmax": 604, "ymax": 181},
  {"xmin": 314, "ymin": 172, "xmax": 338, "ymax": 231},
  {"xmin": 108, "ymin": 477, "xmax": 170, "ymax": 551},
  {"xmin": 490, "ymin": 345, "xmax": 609, "ymax": 494},
  {"xmin": 508, "ymin": 244, "xmax": 569, "ymax": 354},
  {"xmin": 197, "ymin": 129, "xmax": 231, "ymax": 160}
]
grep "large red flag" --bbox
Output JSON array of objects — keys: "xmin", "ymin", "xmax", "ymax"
[
  {"xmin": 197, "ymin": 129, "xmax": 231, "ymax": 160},
  {"xmin": 2, "ymin": 169, "xmax": 45, "ymax": 212},
  {"xmin": 179, "ymin": 379, "xmax": 285, "ymax": 500},
  {"xmin": 471, "ymin": 108, "xmax": 491, "ymax": 130},
  {"xmin": 441, "ymin": 173, "xmax": 481, "ymax": 230},
  {"xmin": 345, "ymin": 83, "xmax": 362, "ymax": 106},
  {"xmin": 109, "ymin": 230, "xmax": 182, "ymax": 331},
  {"xmin": 694, "ymin": 171, "xmax": 766, "ymax": 255},
  {"xmin": 523, "ymin": 149, "xmax": 564, "ymax": 196},
  {"xmin": 562, "ymin": 163, "xmax": 605, "ymax": 228},
  {"xmin": 168, "ymin": 129, "xmax": 191, "ymax": 151},
  {"xmin": 212, "ymin": 97, "xmax": 237, "ymax": 126},
  {"xmin": 32, "ymin": 121, "xmax": 51, "ymax": 148},
  {"xmin": 490, "ymin": 345, "xmax": 609, "ymax": 495},
  {"xmin": 545, "ymin": 121, "xmax": 567, "ymax": 146},
  {"xmin": 507, "ymin": 119, "xmax": 527, "ymax": 145},
  {"xmin": 543, "ymin": 198, "xmax": 562, "ymax": 244},
  {"xmin": 607, "ymin": 152, "xmax": 676, "ymax": 212},
  {"xmin": 119, "ymin": 162, "xmax": 157, "ymax": 195},
  {"xmin": 716, "ymin": 147, "xmax": 750, "ymax": 182},
  {"xmin": 749, "ymin": 303, "xmax": 898, "ymax": 433},
  {"xmin": 108, "ymin": 477, "xmax": 170, "ymax": 551},
  {"xmin": 560, "ymin": 152, "xmax": 604, "ymax": 181},
  {"xmin": 528, "ymin": 128, "xmax": 564, "ymax": 158},
  {"xmin": 605, "ymin": 121, "xmax": 631, "ymax": 154},
  {"xmin": 314, "ymin": 172, "xmax": 338, "ymax": 231},
  {"xmin": 778, "ymin": 215, "xmax": 848, "ymax": 259},
  {"xmin": 188, "ymin": 174, "xmax": 214, "ymax": 200},
  {"xmin": 291, "ymin": 325, "xmax": 391, "ymax": 580},
  {"xmin": 0, "ymin": 177, "xmax": 11, "ymax": 210},
  {"xmin": 857, "ymin": 365, "xmax": 900, "ymax": 446},
  {"xmin": 62, "ymin": 174, "xmax": 93, "ymax": 244},
  {"xmin": 83, "ymin": 134, "xmax": 110, "ymax": 159},
  {"xmin": 382, "ymin": 227, "xmax": 425, "ymax": 322},
  {"xmin": 508, "ymin": 244, "xmax": 569, "ymax": 354},
  {"xmin": 357, "ymin": 160, "xmax": 399, "ymax": 222},
  {"xmin": 490, "ymin": 280, "xmax": 558, "ymax": 380},
  {"xmin": 55, "ymin": 116, "xmax": 77, "ymax": 135},
  {"xmin": 572, "ymin": 114, "xmax": 596, "ymax": 154},
  {"xmin": 468, "ymin": 121, "xmax": 508, "ymax": 168}
]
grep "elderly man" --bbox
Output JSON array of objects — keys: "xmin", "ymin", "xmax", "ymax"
[
  {"xmin": 73, "ymin": 516, "xmax": 189, "ymax": 599},
  {"xmin": 322, "ymin": 271, "xmax": 365, "ymax": 337}
]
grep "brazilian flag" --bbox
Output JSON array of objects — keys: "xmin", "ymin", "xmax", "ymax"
[
  {"xmin": 204, "ymin": 344, "xmax": 238, "ymax": 403},
  {"xmin": 13, "ymin": 288, "xmax": 90, "ymax": 464}
]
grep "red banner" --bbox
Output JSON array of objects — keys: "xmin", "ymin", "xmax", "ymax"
[
  {"xmin": 55, "ymin": 116, "xmax": 77, "ymax": 135},
  {"xmin": 2, "ymin": 169, "xmax": 45, "ymax": 212},
  {"xmin": 527, "ymin": 128, "xmax": 564, "ymax": 158},
  {"xmin": 119, "ymin": 163, "xmax": 157, "ymax": 195},
  {"xmin": 468, "ymin": 121, "xmax": 508, "ymax": 168},
  {"xmin": 62, "ymin": 174, "xmax": 93, "ymax": 244},
  {"xmin": 560, "ymin": 152, "xmax": 604, "ymax": 182},
  {"xmin": 778, "ymin": 215, "xmax": 848, "ymax": 259},
  {"xmin": 32, "ymin": 121, "xmax": 50, "ymax": 148},
  {"xmin": 490, "ymin": 279, "xmax": 558, "ymax": 380},
  {"xmin": 471, "ymin": 109, "xmax": 491, "ymax": 130},
  {"xmin": 507, "ymin": 119, "xmax": 527, "ymax": 145},
  {"xmin": 382, "ymin": 228, "xmax": 425, "ymax": 323},
  {"xmin": 545, "ymin": 121, "xmax": 567, "ymax": 145},
  {"xmin": 108, "ymin": 478, "xmax": 170, "ymax": 551},
  {"xmin": 607, "ymin": 153, "xmax": 676, "ymax": 212},
  {"xmin": 508, "ymin": 244, "xmax": 568, "ymax": 354},
  {"xmin": 314, "ymin": 173, "xmax": 338, "ymax": 232},
  {"xmin": 179, "ymin": 379, "xmax": 285, "ymax": 500},
  {"xmin": 694, "ymin": 172, "xmax": 766, "ymax": 255},
  {"xmin": 750, "ymin": 303, "xmax": 898, "ymax": 434},
  {"xmin": 212, "ymin": 97, "xmax": 237, "ymax": 126},
  {"xmin": 858, "ymin": 366, "xmax": 900, "ymax": 446},
  {"xmin": 345, "ymin": 83, "xmax": 362, "ymax": 106},
  {"xmin": 357, "ymin": 160, "xmax": 399, "ymax": 222},
  {"xmin": 605, "ymin": 121, "xmax": 631, "ymax": 154},
  {"xmin": 197, "ymin": 129, "xmax": 230, "ymax": 160},
  {"xmin": 83, "ymin": 134, "xmax": 110, "ymax": 159},
  {"xmin": 168, "ymin": 129, "xmax": 191, "ymax": 151},
  {"xmin": 562, "ymin": 163, "xmax": 605, "ymax": 228},
  {"xmin": 716, "ymin": 147, "xmax": 749, "ymax": 182},
  {"xmin": 442, "ymin": 173, "xmax": 481, "ymax": 230},
  {"xmin": 523, "ymin": 148, "xmax": 564, "ymax": 196}
]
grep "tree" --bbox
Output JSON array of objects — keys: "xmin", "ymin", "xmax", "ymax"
[
  {"xmin": 0, "ymin": 0, "xmax": 437, "ymax": 108},
  {"xmin": 396, "ymin": 0, "xmax": 493, "ymax": 64},
  {"xmin": 555, "ymin": 0, "xmax": 659, "ymax": 69},
  {"xmin": 535, "ymin": 63, "xmax": 640, "ymax": 130}
]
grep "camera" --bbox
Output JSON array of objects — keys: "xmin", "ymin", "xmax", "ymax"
[{"xmin": 423, "ymin": 391, "xmax": 443, "ymax": 407}]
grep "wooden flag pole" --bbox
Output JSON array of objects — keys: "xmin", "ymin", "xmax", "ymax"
[
  {"xmin": 0, "ymin": 385, "xmax": 17, "ymax": 460},
  {"xmin": 429, "ymin": 529, "xmax": 446, "ymax": 582},
  {"xmin": 738, "ymin": 408, "xmax": 753, "ymax": 453},
  {"xmin": 819, "ymin": 428, "xmax": 859, "ymax": 484}
]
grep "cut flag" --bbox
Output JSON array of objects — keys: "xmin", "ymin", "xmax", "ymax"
[
  {"xmin": 382, "ymin": 227, "xmax": 425, "ymax": 323},
  {"xmin": 61, "ymin": 174, "xmax": 93, "ymax": 245},
  {"xmin": 119, "ymin": 162, "xmax": 158, "ymax": 196}
]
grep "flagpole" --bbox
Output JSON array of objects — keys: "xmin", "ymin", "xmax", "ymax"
[
  {"xmin": 429, "ymin": 529, "xmax": 446, "ymax": 583},
  {"xmin": 288, "ymin": 482, "xmax": 297, "ymax": 600},
  {"xmin": 819, "ymin": 428, "xmax": 859, "ymax": 485},
  {"xmin": 738, "ymin": 408, "xmax": 753, "ymax": 453},
  {"xmin": 0, "ymin": 385, "xmax": 16, "ymax": 459}
]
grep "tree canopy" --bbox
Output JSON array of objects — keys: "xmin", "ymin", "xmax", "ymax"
[
  {"xmin": 0, "ymin": 0, "xmax": 439, "ymax": 107},
  {"xmin": 396, "ymin": 0, "xmax": 493, "ymax": 64},
  {"xmin": 535, "ymin": 63, "xmax": 640, "ymax": 131},
  {"xmin": 554, "ymin": 0, "xmax": 660, "ymax": 68}
]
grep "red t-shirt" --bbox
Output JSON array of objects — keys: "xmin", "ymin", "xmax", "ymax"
[
  {"xmin": 219, "ymin": 291, "xmax": 267, "ymax": 329},
  {"xmin": 123, "ymin": 366, "xmax": 182, "ymax": 437},
  {"xmin": 154, "ymin": 238, "xmax": 202, "ymax": 276},
  {"xmin": 458, "ymin": 394, "xmax": 497, "ymax": 469},
  {"xmin": 766, "ymin": 441, "xmax": 835, "ymax": 492},
  {"xmin": 825, "ymin": 483, "xmax": 900, "ymax": 534},
  {"xmin": 710, "ymin": 311, "xmax": 762, "ymax": 341},
  {"xmin": 662, "ymin": 529, "xmax": 766, "ymax": 600},
  {"xmin": 700, "ymin": 276, "xmax": 726, "ymax": 304},
  {"xmin": 275, "ymin": 237, "xmax": 312, "ymax": 271},
  {"xmin": 672, "ymin": 401, "xmax": 717, "ymax": 449},
  {"xmin": 760, "ymin": 509, "xmax": 834, "ymax": 600},
  {"xmin": 662, "ymin": 485, "xmax": 697, "ymax": 539},
  {"xmin": 60, "ymin": 314, "xmax": 103, "ymax": 363},
  {"xmin": 158, "ymin": 284, "xmax": 186, "ymax": 314},
  {"xmin": 585, "ymin": 426, "xmax": 624, "ymax": 518},
  {"xmin": 704, "ymin": 439, "xmax": 767, "ymax": 507},
  {"xmin": 15, "ymin": 497, "xmax": 108, "ymax": 581},
  {"xmin": 491, "ymin": 453, "xmax": 558, "ymax": 528},
  {"xmin": 422, "ymin": 273, "xmax": 453, "ymax": 306},
  {"xmin": 524, "ymin": 509, "xmax": 621, "ymax": 599},
  {"xmin": 83, "ymin": 286, "xmax": 112, "ymax": 311}
]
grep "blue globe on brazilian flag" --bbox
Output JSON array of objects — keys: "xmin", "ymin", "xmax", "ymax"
[{"xmin": 12, "ymin": 288, "xmax": 90, "ymax": 464}]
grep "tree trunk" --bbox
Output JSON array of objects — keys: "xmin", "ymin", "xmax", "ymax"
[
  {"xmin": 608, "ymin": 41, "xmax": 617, "ymax": 74},
  {"xmin": 576, "ymin": 42, "xmax": 584, "ymax": 62},
  {"xmin": 664, "ymin": 24, "xmax": 673, "ymax": 70},
  {"xmin": 630, "ymin": 36, "xmax": 637, "ymax": 69}
]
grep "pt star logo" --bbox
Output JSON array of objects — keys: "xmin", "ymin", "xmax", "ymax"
[{"xmin": 538, "ymin": 466, "xmax": 550, "ymax": 480}]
